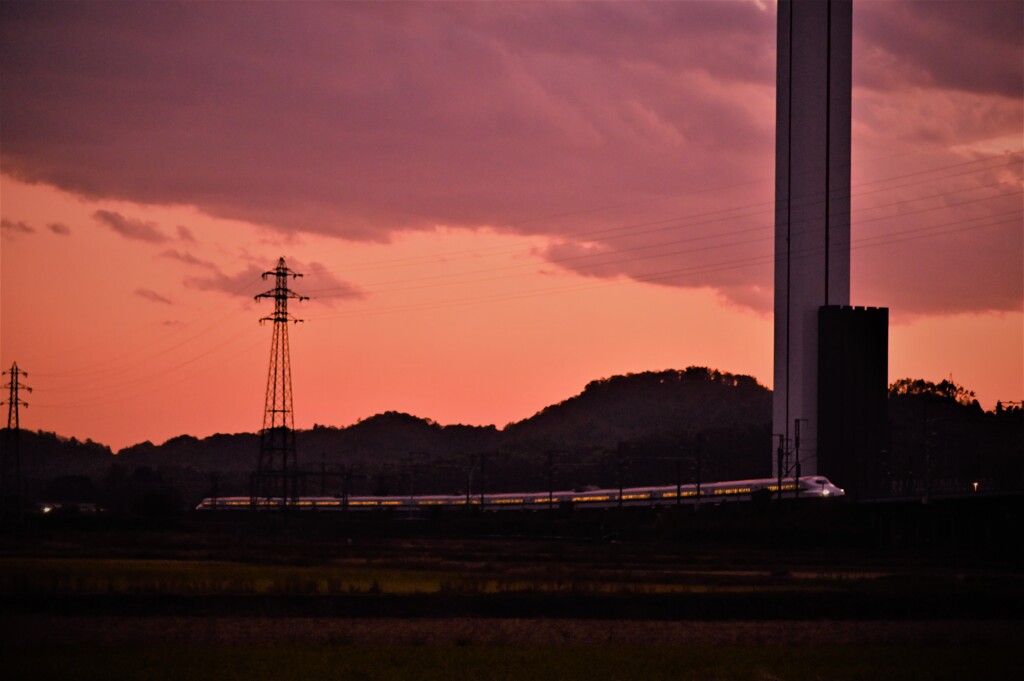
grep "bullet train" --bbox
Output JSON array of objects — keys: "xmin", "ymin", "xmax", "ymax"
[{"xmin": 195, "ymin": 476, "xmax": 844, "ymax": 511}]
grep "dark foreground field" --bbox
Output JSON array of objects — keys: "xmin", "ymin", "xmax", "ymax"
[{"xmin": 2, "ymin": 498, "xmax": 1022, "ymax": 680}]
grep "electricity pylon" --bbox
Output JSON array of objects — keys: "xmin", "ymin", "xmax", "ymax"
[
  {"xmin": 1, "ymin": 362, "xmax": 31, "ymax": 519},
  {"xmin": 252, "ymin": 258, "xmax": 308, "ymax": 509}
]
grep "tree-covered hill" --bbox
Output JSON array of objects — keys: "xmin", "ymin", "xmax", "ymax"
[
  {"xmin": 886, "ymin": 378, "xmax": 1022, "ymax": 495},
  {"xmin": 6, "ymin": 368, "xmax": 1019, "ymax": 511},
  {"xmin": 505, "ymin": 367, "xmax": 770, "ymax": 449}
]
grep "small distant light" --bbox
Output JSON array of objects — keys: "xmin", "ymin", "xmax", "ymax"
[
  {"xmin": 972, "ymin": 482, "xmax": 979, "ymax": 492},
  {"xmin": 41, "ymin": 506, "xmax": 53, "ymax": 514}
]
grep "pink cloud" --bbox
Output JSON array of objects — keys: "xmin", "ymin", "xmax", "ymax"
[
  {"xmin": 160, "ymin": 249, "xmax": 216, "ymax": 269},
  {"xmin": 184, "ymin": 259, "xmax": 364, "ymax": 304},
  {"xmin": 1, "ymin": 218, "xmax": 34, "ymax": 235},
  {"xmin": 93, "ymin": 210, "xmax": 169, "ymax": 243},
  {"xmin": 854, "ymin": 0, "xmax": 1021, "ymax": 97},
  {"xmin": 134, "ymin": 288, "xmax": 173, "ymax": 305},
  {"xmin": 176, "ymin": 225, "xmax": 196, "ymax": 242},
  {"xmin": 0, "ymin": 1, "xmax": 1019, "ymax": 316}
]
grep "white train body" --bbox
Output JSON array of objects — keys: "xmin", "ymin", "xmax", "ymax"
[{"xmin": 196, "ymin": 476, "xmax": 844, "ymax": 511}]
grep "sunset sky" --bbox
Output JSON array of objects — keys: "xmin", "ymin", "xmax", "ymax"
[{"xmin": 1, "ymin": 0, "xmax": 1021, "ymax": 451}]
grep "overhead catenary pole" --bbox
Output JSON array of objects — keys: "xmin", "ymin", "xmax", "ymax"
[
  {"xmin": 252, "ymin": 258, "xmax": 308, "ymax": 510},
  {"xmin": 478, "ymin": 452, "xmax": 486, "ymax": 508},
  {"xmin": 794, "ymin": 418, "xmax": 806, "ymax": 498}
]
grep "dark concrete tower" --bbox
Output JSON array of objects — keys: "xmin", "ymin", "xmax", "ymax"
[{"xmin": 773, "ymin": 0, "xmax": 852, "ymax": 478}]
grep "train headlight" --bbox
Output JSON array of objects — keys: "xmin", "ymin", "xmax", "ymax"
[{"xmin": 822, "ymin": 489, "xmax": 830, "ymax": 496}]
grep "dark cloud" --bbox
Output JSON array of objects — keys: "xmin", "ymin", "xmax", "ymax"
[
  {"xmin": 160, "ymin": 249, "xmax": 216, "ymax": 269},
  {"xmin": 177, "ymin": 225, "xmax": 196, "ymax": 242},
  {"xmin": 48, "ymin": 222, "xmax": 72, "ymax": 235},
  {"xmin": 855, "ymin": 1, "xmax": 1022, "ymax": 97},
  {"xmin": 134, "ymin": 288, "xmax": 173, "ymax": 305},
  {"xmin": 1, "ymin": 1, "xmax": 1019, "ymax": 315},
  {"xmin": 0, "ymin": 2, "xmax": 776, "ymax": 239},
  {"xmin": 1, "ymin": 218, "xmax": 34, "ymax": 234},
  {"xmin": 185, "ymin": 259, "xmax": 364, "ymax": 304},
  {"xmin": 94, "ymin": 210, "xmax": 169, "ymax": 243}
]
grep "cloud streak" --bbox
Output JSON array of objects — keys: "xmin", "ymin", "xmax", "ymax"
[
  {"xmin": 184, "ymin": 259, "xmax": 365, "ymax": 304},
  {"xmin": 1, "ymin": 218, "xmax": 34, "ymax": 234},
  {"xmin": 134, "ymin": 288, "xmax": 173, "ymax": 305},
  {"xmin": 94, "ymin": 210, "xmax": 169, "ymax": 243},
  {"xmin": 160, "ymin": 249, "xmax": 217, "ymax": 269}
]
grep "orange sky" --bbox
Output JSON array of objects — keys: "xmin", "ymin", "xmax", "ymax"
[
  {"xmin": 1, "ymin": 1, "xmax": 1021, "ymax": 450},
  {"xmin": 1, "ymin": 176, "xmax": 779, "ymax": 447},
  {"xmin": 2, "ymin": 172, "xmax": 1020, "ymax": 450}
]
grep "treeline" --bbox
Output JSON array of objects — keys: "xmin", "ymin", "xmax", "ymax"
[
  {"xmin": 885, "ymin": 378, "xmax": 1022, "ymax": 497},
  {"xmin": 3, "ymin": 368, "xmax": 1020, "ymax": 514}
]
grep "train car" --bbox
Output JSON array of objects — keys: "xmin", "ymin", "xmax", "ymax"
[{"xmin": 195, "ymin": 476, "xmax": 843, "ymax": 512}]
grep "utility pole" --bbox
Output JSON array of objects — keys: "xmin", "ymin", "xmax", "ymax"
[
  {"xmin": 252, "ymin": 258, "xmax": 308, "ymax": 510},
  {"xmin": 616, "ymin": 448, "xmax": 625, "ymax": 509},
  {"xmin": 320, "ymin": 450, "xmax": 327, "ymax": 496},
  {"xmin": 794, "ymin": 419, "xmax": 806, "ymax": 498},
  {"xmin": 210, "ymin": 472, "xmax": 220, "ymax": 511},
  {"xmin": 675, "ymin": 451, "xmax": 682, "ymax": 507},
  {"xmin": 406, "ymin": 452, "xmax": 415, "ymax": 502},
  {"xmin": 547, "ymin": 451, "xmax": 555, "ymax": 512},
  {"xmin": 2, "ymin": 363, "xmax": 31, "ymax": 520},
  {"xmin": 478, "ymin": 453, "xmax": 486, "ymax": 508},
  {"xmin": 341, "ymin": 465, "xmax": 352, "ymax": 512},
  {"xmin": 774, "ymin": 434, "xmax": 786, "ymax": 501},
  {"xmin": 694, "ymin": 434, "xmax": 704, "ymax": 511}
]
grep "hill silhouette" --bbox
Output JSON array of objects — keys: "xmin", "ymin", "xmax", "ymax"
[
  {"xmin": 6, "ymin": 368, "xmax": 1020, "ymax": 510},
  {"xmin": 506, "ymin": 367, "xmax": 769, "ymax": 448},
  {"xmin": 8, "ymin": 367, "xmax": 768, "ymax": 506}
]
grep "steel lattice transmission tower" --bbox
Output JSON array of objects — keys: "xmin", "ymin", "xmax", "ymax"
[
  {"xmin": 252, "ymin": 258, "xmax": 308, "ymax": 508},
  {"xmin": 1, "ymin": 362, "xmax": 31, "ymax": 518}
]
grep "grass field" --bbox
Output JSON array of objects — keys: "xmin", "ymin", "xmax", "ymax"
[
  {"xmin": 2, "ymin": 523, "xmax": 1020, "ymax": 680},
  {"xmin": 9, "ymin": 642, "xmax": 1015, "ymax": 681},
  {"xmin": 0, "ymin": 556, "xmax": 875, "ymax": 596}
]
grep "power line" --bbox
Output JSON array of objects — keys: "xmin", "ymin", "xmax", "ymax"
[
  {"xmin": 302, "ymin": 148, "xmax": 1020, "ymax": 279},
  {"xmin": 305, "ymin": 183, "xmax": 1021, "ymax": 306},
  {"xmin": 304, "ymin": 210, "xmax": 1020, "ymax": 321},
  {"xmin": 304, "ymin": 155, "xmax": 1020, "ymax": 297},
  {"xmin": 31, "ymin": 272, "xmax": 265, "ymax": 380}
]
